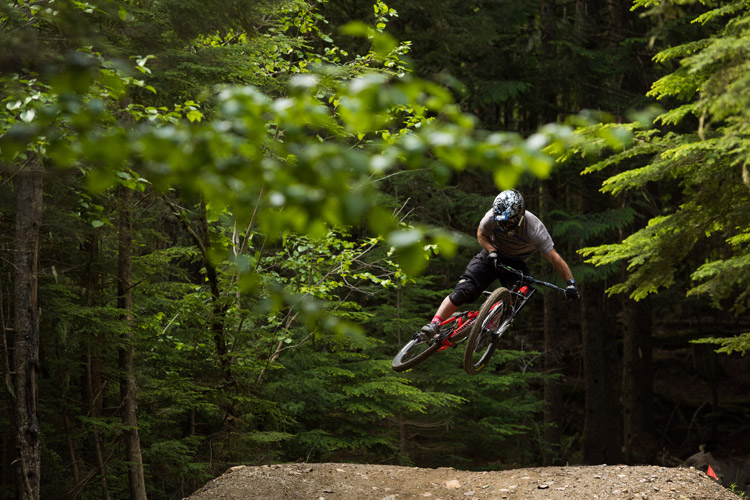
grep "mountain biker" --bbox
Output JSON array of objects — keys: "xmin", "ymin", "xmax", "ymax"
[{"xmin": 421, "ymin": 189, "xmax": 579, "ymax": 339}]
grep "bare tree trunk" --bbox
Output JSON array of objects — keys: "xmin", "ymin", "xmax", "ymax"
[
  {"xmin": 53, "ymin": 336, "xmax": 81, "ymax": 491},
  {"xmin": 543, "ymin": 290, "xmax": 565, "ymax": 465},
  {"xmin": 622, "ymin": 297, "xmax": 655, "ymax": 463},
  {"xmin": 539, "ymin": 0, "xmax": 558, "ymax": 124},
  {"xmin": 575, "ymin": 0, "xmax": 600, "ymax": 46},
  {"xmin": 9, "ymin": 155, "xmax": 43, "ymax": 500},
  {"xmin": 117, "ymin": 185, "xmax": 148, "ymax": 500},
  {"xmin": 541, "ymin": 0, "xmax": 556, "ymax": 44},
  {"xmin": 84, "ymin": 345, "xmax": 110, "ymax": 500},
  {"xmin": 2, "ymin": 262, "xmax": 15, "ymax": 499},
  {"xmin": 581, "ymin": 280, "xmax": 622, "ymax": 464},
  {"xmin": 62, "ymin": 407, "xmax": 81, "ymax": 491},
  {"xmin": 540, "ymin": 183, "xmax": 565, "ymax": 465},
  {"xmin": 2, "ymin": 434, "xmax": 9, "ymax": 500},
  {"xmin": 607, "ymin": 0, "xmax": 627, "ymax": 41},
  {"xmin": 76, "ymin": 233, "xmax": 110, "ymax": 500}
]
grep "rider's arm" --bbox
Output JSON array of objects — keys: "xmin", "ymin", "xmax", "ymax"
[
  {"xmin": 476, "ymin": 225, "xmax": 496, "ymax": 253},
  {"xmin": 544, "ymin": 248, "xmax": 574, "ymax": 283}
]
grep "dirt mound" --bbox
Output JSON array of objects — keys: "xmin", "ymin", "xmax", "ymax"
[{"xmin": 185, "ymin": 462, "xmax": 738, "ymax": 500}]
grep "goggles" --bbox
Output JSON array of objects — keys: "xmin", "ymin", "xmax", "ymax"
[{"xmin": 494, "ymin": 214, "xmax": 523, "ymax": 232}]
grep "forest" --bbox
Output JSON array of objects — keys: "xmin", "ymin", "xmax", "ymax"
[{"xmin": 1, "ymin": 0, "xmax": 749, "ymax": 499}]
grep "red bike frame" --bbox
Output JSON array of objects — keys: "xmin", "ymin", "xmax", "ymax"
[{"xmin": 435, "ymin": 311, "xmax": 479, "ymax": 351}]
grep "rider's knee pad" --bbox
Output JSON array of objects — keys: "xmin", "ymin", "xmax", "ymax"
[{"xmin": 449, "ymin": 279, "xmax": 480, "ymax": 306}]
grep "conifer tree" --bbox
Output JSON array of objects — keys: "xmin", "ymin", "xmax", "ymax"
[{"xmin": 581, "ymin": 0, "xmax": 750, "ymax": 355}]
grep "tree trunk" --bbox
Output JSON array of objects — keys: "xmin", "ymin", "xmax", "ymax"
[
  {"xmin": 540, "ymin": 183, "xmax": 565, "ymax": 465},
  {"xmin": 541, "ymin": 0, "xmax": 556, "ymax": 44},
  {"xmin": 167, "ymin": 197, "xmax": 233, "ymax": 390},
  {"xmin": 84, "ymin": 345, "xmax": 110, "ymax": 500},
  {"xmin": 117, "ymin": 185, "xmax": 148, "ymax": 500},
  {"xmin": 607, "ymin": 0, "xmax": 627, "ymax": 42},
  {"xmin": 543, "ymin": 290, "xmax": 564, "ymax": 465},
  {"xmin": 539, "ymin": 0, "xmax": 558, "ymax": 124},
  {"xmin": 198, "ymin": 202, "xmax": 233, "ymax": 388},
  {"xmin": 10, "ymin": 155, "xmax": 44, "ymax": 500},
  {"xmin": 1, "ymin": 265, "xmax": 14, "ymax": 499},
  {"xmin": 79, "ymin": 234, "xmax": 110, "ymax": 500},
  {"xmin": 2, "ymin": 435, "xmax": 9, "ymax": 500},
  {"xmin": 621, "ymin": 297, "xmax": 655, "ymax": 463},
  {"xmin": 581, "ymin": 280, "xmax": 622, "ymax": 464},
  {"xmin": 575, "ymin": 0, "xmax": 600, "ymax": 46},
  {"xmin": 53, "ymin": 336, "xmax": 80, "ymax": 490}
]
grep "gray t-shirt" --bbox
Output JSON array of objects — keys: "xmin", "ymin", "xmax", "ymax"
[{"xmin": 478, "ymin": 209, "xmax": 555, "ymax": 260}]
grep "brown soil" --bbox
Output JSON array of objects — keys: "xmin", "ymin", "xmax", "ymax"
[{"xmin": 185, "ymin": 462, "xmax": 740, "ymax": 500}]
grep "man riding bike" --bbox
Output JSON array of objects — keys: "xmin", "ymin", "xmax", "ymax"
[{"xmin": 421, "ymin": 189, "xmax": 579, "ymax": 340}]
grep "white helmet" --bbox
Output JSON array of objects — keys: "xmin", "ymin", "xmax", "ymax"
[{"xmin": 492, "ymin": 190, "xmax": 525, "ymax": 232}]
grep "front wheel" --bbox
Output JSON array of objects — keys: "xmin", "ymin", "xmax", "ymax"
[{"xmin": 463, "ymin": 287, "xmax": 512, "ymax": 375}]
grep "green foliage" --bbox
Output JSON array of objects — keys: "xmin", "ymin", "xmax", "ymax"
[
  {"xmin": 1, "ymin": 0, "xmax": 629, "ymax": 283},
  {"xmin": 397, "ymin": 346, "xmax": 550, "ymax": 467},
  {"xmin": 692, "ymin": 332, "xmax": 750, "ymax": 356},
  {"xmin": 27, "ymin": 64, "xmax": 595, "ymax": 279},
  {"xmin": 549, "ymin": 207, "xmax": 637, "ymax": 241},
  {"xmin": 580, "ymin": 1, "xmax": 750, "ymax": 347},
  {"xmin": 0, "ymin": 1, "xmax": 692, "ymax": 498}
]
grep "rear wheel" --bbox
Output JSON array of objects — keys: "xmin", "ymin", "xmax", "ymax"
[
  {"xmin": 463, "ymin": 287, "xmax": 512, "ymax": 375},
  {"xmin": 391, "ymin": 317, "xmax": 461, "ymax": 372}
]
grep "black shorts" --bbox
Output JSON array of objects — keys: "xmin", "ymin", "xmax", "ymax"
[{"xmin": 448, "ymin": 250, "xmax": 528, "ymax": 306}]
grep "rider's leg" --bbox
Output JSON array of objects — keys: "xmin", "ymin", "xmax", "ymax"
[
  {"xmin": 421, "ymin": 251, "xmax": 495, "ymax": 338},
  {"xmin": 420, "ymin": 295, "xmax": 459, "ymax": 340},
  {"xmin": 436, "ymin": 295, "xmax": 458, "ymax": 319}
]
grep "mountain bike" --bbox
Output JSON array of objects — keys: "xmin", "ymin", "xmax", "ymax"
[
  {"xmin": 390, "ymin": 291, "xmax": 493, "ymax": 372},
  {"xmin": 463, "ymin": 263, "xmax": 567, "ymax": 375}
]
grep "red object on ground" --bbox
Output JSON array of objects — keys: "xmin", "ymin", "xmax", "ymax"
[{"xmin": 706, "ymin": 465, "xmax": 719, "ymax": 480}]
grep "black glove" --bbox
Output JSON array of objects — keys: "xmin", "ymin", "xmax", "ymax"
[
  {"xmin": 488, "ymin": 251, "xmax": 499, "ymax": 269},
  {"xmin": 564, "ymin": 279, "xmax": 579, "ymax": 300}
]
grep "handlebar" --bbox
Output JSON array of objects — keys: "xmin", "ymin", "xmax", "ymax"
[{"xmin": 496, "ymin": 263, "xmax": 567, "ymax": 294}]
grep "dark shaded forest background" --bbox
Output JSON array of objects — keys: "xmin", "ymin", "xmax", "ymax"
[{"xmin": 1, "ymin": 0, "xmax": 749, "ymax": 499}]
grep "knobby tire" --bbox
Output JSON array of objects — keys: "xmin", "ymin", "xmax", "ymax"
[{"xmin": 463, "ymin": 287, "xmax": 512, "ymax": 375}]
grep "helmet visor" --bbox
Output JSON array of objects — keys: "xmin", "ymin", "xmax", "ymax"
[{"xmin": 494, "ymin": 213, "xmax": 522, "ymax": 232}]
